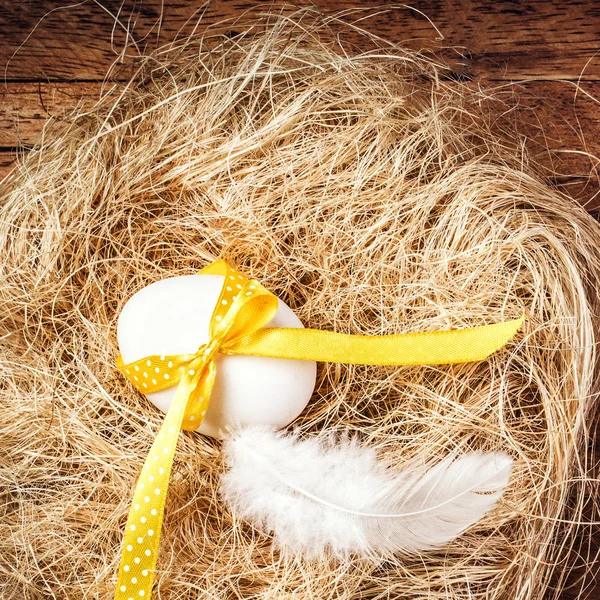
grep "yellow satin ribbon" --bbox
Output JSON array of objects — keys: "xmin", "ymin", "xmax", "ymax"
[{"xmin": 114, "ymin": 259, "xmax": 523, "ymax": 600}]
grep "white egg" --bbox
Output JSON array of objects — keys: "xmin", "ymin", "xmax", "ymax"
[{"xmin": 117, "ymin": 274, "xmax": 317, "ymax": 438}]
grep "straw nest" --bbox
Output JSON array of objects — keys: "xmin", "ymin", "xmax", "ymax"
[{"xmin": 1, "ymin": 10, "xmax": 598, "ymax": 600}]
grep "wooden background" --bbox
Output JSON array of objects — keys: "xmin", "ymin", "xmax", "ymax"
[
  {"xmin": 0, "ymin": 1, "xmax": 598, "ymax": 599},
  {"xmin": 1, "ymin": 0, "xmax": 600, "ymax": 212}
]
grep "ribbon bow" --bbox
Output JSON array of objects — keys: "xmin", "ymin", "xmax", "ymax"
[
  {"xmin": 116, "ymin": 260, "xmax": 278, "ymax": 432},
  {"xmin": 114, "ymin": 259, "xmax": 523, "ymax": 600}
]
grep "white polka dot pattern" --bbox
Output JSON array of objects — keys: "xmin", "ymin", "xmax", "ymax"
[{"xmin": 114, "ymin": 260, "xmax": 279, "ymax": 599}]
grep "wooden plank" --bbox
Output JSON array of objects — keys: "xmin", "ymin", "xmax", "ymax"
[
  {"xmin": 0, "ymin": 151, "xmax": 15, "ymax": 180},
  {"xmin": 0, "ymin": 1, "xmax": 599, "ymax": 82},
  {"xmin": 0, "ymin": 3, "xmax": 598, "ymax": 203},
  {"xmin": 0, "ymin": 82, "xmax": 104, "ymax": 146},
  {"xmin": 423, "ymin": 0, "xmax": 600, "ymax": 81},
  {"xmin": 1, "ymin": 80, "xmax": 598, "ymax": 198},
  {"xmin": 509, "ymin": 81, "xmax": 600, "ymax": 178}
]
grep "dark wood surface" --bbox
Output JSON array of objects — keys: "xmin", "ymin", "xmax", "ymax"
[
  {"xmin": 1, "ymin": 0, "xmax": 600, "ymax": 206},
  {"xmin": 0, "ymin": 2, "xmax": 598, "ymax": 599}
]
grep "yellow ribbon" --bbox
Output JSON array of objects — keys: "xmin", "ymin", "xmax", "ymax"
[{"xmin": 114, "ymin": 259, "xmax": 523, "ymax": 600}]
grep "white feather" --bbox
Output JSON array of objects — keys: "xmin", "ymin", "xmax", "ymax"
[{"xmin": 220, "ymin": 427, "xmax": 512, "ymax": 560}]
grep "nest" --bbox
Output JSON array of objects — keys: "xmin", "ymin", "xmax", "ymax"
[{"xmin": 1, "ymin": 10, "xmax": 599, "ymax": 600}]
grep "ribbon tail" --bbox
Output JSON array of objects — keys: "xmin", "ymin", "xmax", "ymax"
[
  {"xmin": 114, "ymin": 374, "xmax": 197, "ymax": 600},
  {"xmin": 182, "ymin": 359, "xmax": 216, "ymax": 430},
  {"xmin": 229, "ymin": 316, "xmax": 524, "ymax": 366}
]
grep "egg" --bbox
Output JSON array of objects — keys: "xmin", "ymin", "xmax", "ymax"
[{"xmin": 117, "ymin": 274, "xmax": 317, "ymax": 438}]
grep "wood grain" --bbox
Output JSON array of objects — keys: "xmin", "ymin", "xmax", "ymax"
[
  {"xmin": 0, "ymin": 81, "xmax": 103, "ymax": 146},
  {"xmin": 1, "ymin": 1, "xmax": 599, "ymax": 191},
  {"xmin": 1, "ymin": 79, "xmax": 598, "ymax": 205},
  {"xmin": 1, "ymin": 1, "xmax": 599, "ymax": 81}
]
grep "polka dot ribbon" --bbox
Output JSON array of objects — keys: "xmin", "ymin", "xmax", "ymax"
[
  {"xmin": 114, "ymin": 259, "xmax": 524, "ymax": 600},
  {"xmin": 113, "ymin": 260, "xmax": 278, "ymax": 600}
]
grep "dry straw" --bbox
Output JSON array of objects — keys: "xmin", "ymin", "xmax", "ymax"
[{"xmin": 1, "ymin": 8, "xmax": 599, "ymax": 600}]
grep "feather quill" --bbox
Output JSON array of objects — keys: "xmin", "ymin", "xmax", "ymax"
[{"xmin": 220, "ymin": 427, "xmax": 512, "ymax": 559}]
